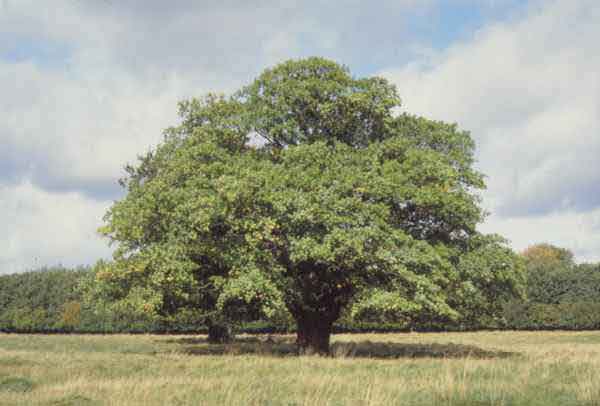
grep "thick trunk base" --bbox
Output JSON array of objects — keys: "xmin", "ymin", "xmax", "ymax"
[
  {"xmin": 296, "ymin": 316, "xmax": 332, "ymax": 356},
  {"xmin": 207, "ymin": 324, "xmax": 233, "ymax": 344}
]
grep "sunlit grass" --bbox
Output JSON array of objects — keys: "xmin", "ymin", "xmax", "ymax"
[{"xmin": 1, "ymin": 331, "xmax": 600, "ymax": 405}]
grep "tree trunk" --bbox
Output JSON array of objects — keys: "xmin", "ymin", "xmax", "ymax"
[
  {"xmin": 207, "ymin": 323, "xmax": 232, "ymax": 344},
  {"xmin": 295, "ymin": 314, "xmax": 333, "ymax": 355}
]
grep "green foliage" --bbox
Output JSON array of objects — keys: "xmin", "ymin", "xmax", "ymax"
[
  {"xmin": 78, "ymin": 260, "xmax": 161, "ymax": 332},
  {"xmin": 241, "ymin": 58, "xmax": 400, "ymax": 148},
  {"xmin": 450, "ymin": 234, "xmax": 526, "ymax": 328},
  {"xmin": 97, "ymin": 57, "xmax": 525, "ymax": 352},
  {"xmin": 563, "ymin": 263, "xmax": 600, "ymax": 302}
]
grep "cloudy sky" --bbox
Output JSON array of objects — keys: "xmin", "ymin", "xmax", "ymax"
[{"xmin": 1, "ymin": 0, "xmax": 598, "ymax": 274}]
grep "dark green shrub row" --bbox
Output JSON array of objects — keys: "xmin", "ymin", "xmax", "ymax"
[
  {"xmin": 503, "ymin": 301, "xmax": 600, "ymax": 330},
  {"xmin": 2, "ymin": 263, "xmax": 600, "ymax": 334},
  {"xmin": 5, "ymin": 301, "xmax": 600, "ymax": 334}
]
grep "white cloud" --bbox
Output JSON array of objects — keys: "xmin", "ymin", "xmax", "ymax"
[
  {"xmin": 0, "ymin": 181, "xmax": 112, "ymax": 274},
  {"xmin": 380, "ymin": 0, "xmax": 600, "ymax": 261},
  {"xmin": 0, "ymin": 59, "xmax": 187, "ymax": 198},
  {"xmin": 480, "ymin": 208, "xmax": 600, "ymax": 263}
]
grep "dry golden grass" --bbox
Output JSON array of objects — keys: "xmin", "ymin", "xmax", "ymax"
[{"xmin": 1, "ymin": 331, "xmax": 600, "ymax": 405}]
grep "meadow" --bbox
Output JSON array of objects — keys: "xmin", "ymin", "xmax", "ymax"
[{"xmin": 1, "ymin": 331, "xmax": 600, "ymax": 405}]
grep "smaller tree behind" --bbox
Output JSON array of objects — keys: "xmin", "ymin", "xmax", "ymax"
[
  {"xmin": 522, "ymin": 243, "xmax": 600, "ymax": 304},
  {"xmin": 523, "ymin": 243, "xmax": 575, "ymax": 304}
]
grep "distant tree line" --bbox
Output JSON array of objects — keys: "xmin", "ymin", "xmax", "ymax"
[
  {"xmin": 504, "ymin": 244, "xmax": 600, "ymax": 330},
  {"xmin": 1, "ymin": 243, "xmax": 599, "ymax": 334},
  {"xmin": 0, "ymin": 266, "xmax": 87, "ymax": 332}
]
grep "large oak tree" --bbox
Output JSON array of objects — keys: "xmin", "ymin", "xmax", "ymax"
[{"xmin": 96, "ymin": 58, "xmax": 524, "ymax": 354}]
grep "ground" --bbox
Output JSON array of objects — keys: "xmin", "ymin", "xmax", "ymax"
[{"xmin": 1, "ymin": 331, "xmax": 600, "ymax": 405}]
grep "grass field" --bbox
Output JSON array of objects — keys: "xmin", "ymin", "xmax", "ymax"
[{"xmin": 1, "ymin": 331, "xmax": 600, "ymax": 405}]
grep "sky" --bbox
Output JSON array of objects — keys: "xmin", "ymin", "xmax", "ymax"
[{"xmin": 1, "ymin": 0, "xmax": 599, "ymax": 274}]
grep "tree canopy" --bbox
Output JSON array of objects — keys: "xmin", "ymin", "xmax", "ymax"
[{"xmin": 96, "ymin": 57, "xmax": 524, "ymax": 354}]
